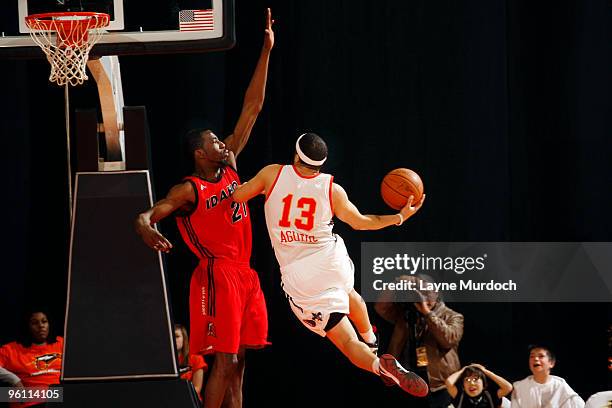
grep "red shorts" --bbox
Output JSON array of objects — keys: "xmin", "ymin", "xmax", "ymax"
[{"xmin": 189, "ymin": 259, "xmax": 269, "ymax": 355}]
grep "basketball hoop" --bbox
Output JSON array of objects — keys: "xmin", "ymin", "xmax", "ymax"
[
  {"xmin": 25, "ymin": 12, "xmax": 110, "ymax": 224},
  {"xmin": 25, "ymin": 12, "xmax": 110, "ymax": 86}
]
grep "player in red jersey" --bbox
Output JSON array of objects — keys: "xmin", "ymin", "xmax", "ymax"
[{"xmin": 135, "ymin": 9, "xmax": 274, "ymax": 408}]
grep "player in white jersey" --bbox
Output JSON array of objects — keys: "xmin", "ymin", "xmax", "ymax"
[{"xmin": 232, "ymin": 132, "xmax": 428, "ymax": 397}]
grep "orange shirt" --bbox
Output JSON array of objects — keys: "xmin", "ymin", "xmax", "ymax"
[
  {"xmin": 179, "ymin": 353, "xmax": 207, "ymax": 382},
  {"xmin": 0, "ymin": 337, "xmax": 63, "ymax": 408},
  {"xmin": 179, "ymin": 354, "xmax": 207, "ymax": 402}
]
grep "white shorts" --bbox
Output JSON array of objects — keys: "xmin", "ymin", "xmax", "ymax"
[
  {"xmin": 280, "ymin": 235, "xmax": 355, "ymax": 337},
  {"xmin": 284, "ymin": 285, "xmax": 351, "ymax": 337}
]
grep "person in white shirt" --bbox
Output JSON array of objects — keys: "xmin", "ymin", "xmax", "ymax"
[
  {"xmin": 0, "ymin": 366, "xmax": 22, "ymax": 386},
  {"xmin": 584, "ymin": 391, "xmax": 612, "ymax": 408},
  {"xmin": 511, "ymin": 345, "xmax": 585, "ymax": 408},
  {"xmin": 233, "ymin": 132, "xmax": 428, "ymax": 397}
]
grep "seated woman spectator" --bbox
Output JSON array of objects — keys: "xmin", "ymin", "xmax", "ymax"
[
  {"xmin": 175, "ymin": 324, "xmax": 207, "ymax": 401},
  {"xmin": 0, "ymin": 310, "xmax": 63, "ymax": 408},
  {"xmin": 446, "ymin": 363, "xmax": 513, "ymax": 408}
]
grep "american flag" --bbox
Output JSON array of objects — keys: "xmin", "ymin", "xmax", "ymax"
[{"xmin": 179, "ymin": 9, "xmax": 214, "ymax": 32}]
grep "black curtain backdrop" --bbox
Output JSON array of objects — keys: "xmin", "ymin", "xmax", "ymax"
[{"xmin": 1, "ymin": 0, "xmax": 610, "ymax": 406}]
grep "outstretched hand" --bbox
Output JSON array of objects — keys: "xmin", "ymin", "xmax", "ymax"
[
  {"xmin": 399, "ymin": 193, "xmax": 426, "ymax": 224},
  {"xmin": 263, "ymin": 8, "xmax": 275, "ymax": 51},
  {"xmin": 137, "ymin": 224, "xmax": 173, "ymax": 253}
]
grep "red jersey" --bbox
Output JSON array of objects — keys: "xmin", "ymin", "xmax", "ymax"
[
  {"xmin": 0, "ymin": 337, "xmax": 63, "ymax": 408},
  {"xmin": 176, "ymin": 166, "xmax": 252, "ymax": 263}
]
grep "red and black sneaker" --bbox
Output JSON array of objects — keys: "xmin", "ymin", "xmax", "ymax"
[
  {"xmin": 380, "ymin": 370, "xmax": 396, "ymax": 387},
  {"xmin": 379, "ymin": 354, "xmax": 429, "ymax": 397}
]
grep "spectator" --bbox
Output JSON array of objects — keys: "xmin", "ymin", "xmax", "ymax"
[
  {"xmin": 584, "ymin": 391, "xmax": 611, "ymax": 408},
  {"xmin": 445, "ymin": 363, "xmax": 512, "ymax": 407},
  {"xmin": 0, "ymin": 310, "xmax": 63, "ymax": 408},
  {"xmin": 511, "ymin": 345, "xmax": 585, "ymax": 408},
  {"xmin": 375, "ymin": 274, "xmax": 464, "ymax": 407},
  {"xmin": 175, "ymin": 324, "xmax": 207, "ymax": 401}
]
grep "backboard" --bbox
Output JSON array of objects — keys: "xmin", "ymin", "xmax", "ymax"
[{"xmin": 0, "ymin": 0, "xmax": 235, "ymax": 58}]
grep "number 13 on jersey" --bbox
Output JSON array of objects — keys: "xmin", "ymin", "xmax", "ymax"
[{"xmin": 278, "ymin": 194, "xmax": 317, "ymax": 231}]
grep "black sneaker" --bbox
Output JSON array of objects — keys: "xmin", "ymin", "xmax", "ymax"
[{"xmin": 379, "ymin": 354, "xmax": 429, "ymax": 397}]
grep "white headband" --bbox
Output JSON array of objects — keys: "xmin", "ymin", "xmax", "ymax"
[{"xmin": 295, "ymin": 133, "xmax": 327, "ymax": 166}]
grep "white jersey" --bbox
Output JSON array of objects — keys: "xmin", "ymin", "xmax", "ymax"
[
  {"xmin": 264, "ymin": 165, "xmax": 337, "ymax": 268},
  {"xmin": 264, "ymin": 164, "xmax": 355, "ymax": 336}
]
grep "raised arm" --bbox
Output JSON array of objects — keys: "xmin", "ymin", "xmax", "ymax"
[
  {"xmin": 135, "ymin": 182, "xmax": 195, "ymax": 252},
  {"xmin": 223, "ymin": 8, "xmax": 274, "ymax": 163},
  {"xmin": 423, "ymin": 309, "xmax": 464, "ymax": 350},
  {"xmin": 232, "ymin": 164, "xmax": 281, "ymax": 203},
  {"xmin": 332, "ymin": 183, "xmax": 425, "ymax": 230},
  {"xmin": 470, "ymin": 364, "xmax": 513, "ymax": 399},
  {"xmin": 445, "ymin": 366, "xmax": 467, "ymax": 398}
]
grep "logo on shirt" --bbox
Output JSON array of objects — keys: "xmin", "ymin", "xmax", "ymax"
[
  {"xmin": 34, "ymin": 353, "xmax": 61, "ymax": 370},
  {"xmin": 179, "ymin": 365, "xmax": 193, "ymax": 374},
  {"xmin": 205, "ymin": 181, "xmax": 238, "ymax": 210}
]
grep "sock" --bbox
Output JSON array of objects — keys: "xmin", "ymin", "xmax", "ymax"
[
  {"xmin": 360, "ymin": 328, "xmax": 376, "ymax": 344},
  {"xmin": 372, "ymin": 358, "xmax": 380, "ymax": 375}
]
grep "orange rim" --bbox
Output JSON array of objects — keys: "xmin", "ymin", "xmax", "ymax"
[{"xmin": 25, "ymin": 12, "xmax": 110, "ymax": 31}]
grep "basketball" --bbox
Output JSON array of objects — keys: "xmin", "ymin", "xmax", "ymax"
[{"xmin": 380, "ymin": 168, "xmax": 424, "ymax": 210}]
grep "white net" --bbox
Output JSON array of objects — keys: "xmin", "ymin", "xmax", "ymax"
[{"xmin": 26, "ymin": 13, "xmax": 109, "ymax": 87}]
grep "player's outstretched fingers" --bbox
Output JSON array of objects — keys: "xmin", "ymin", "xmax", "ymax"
[{"xmin": 151, "ymin": 233, "xmax": 172, "ymax": 252}]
